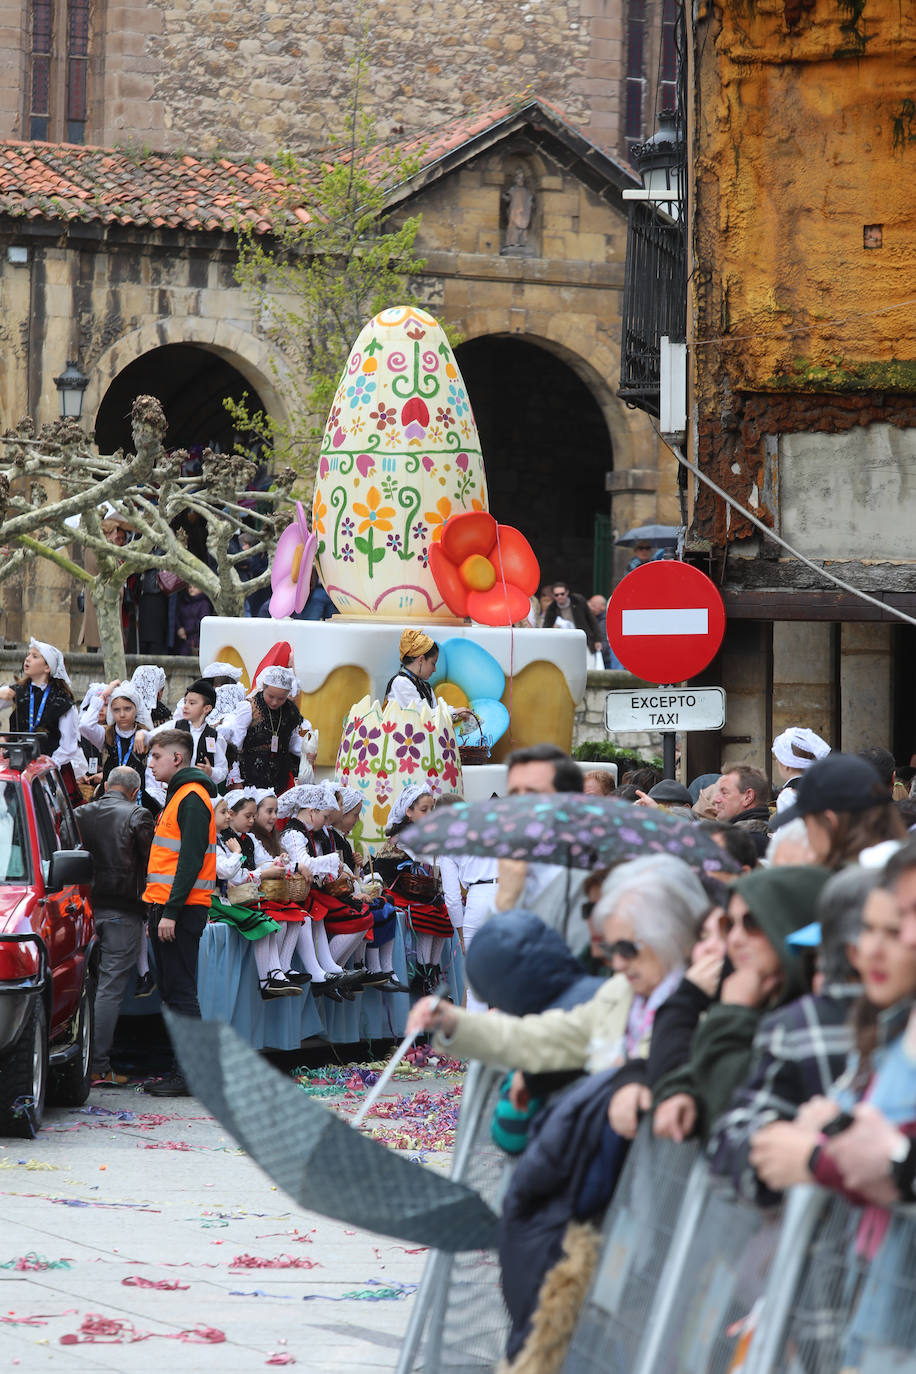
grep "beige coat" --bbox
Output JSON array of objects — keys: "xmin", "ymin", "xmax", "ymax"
[{"xmin": 435, "ymin": 973, "xmax": 636, "ymax": 1075}]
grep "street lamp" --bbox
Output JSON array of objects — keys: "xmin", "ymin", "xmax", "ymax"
[
  {"xmin": 53, "ymin": 359, "xmax": 89, "ymax": 420},
  {"xmin": 632, "ymin": 111, "xmax": 685, "ymax": 222}
]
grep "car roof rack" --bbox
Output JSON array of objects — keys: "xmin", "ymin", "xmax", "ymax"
[{"xmin": 0, "ymin": 732, "xmax": 50, "ymax": 769}]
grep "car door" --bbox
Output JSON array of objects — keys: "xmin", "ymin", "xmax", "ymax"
[{"xmin": 30, "ymin": 775, "xmax": 81, "ymax": 1027}]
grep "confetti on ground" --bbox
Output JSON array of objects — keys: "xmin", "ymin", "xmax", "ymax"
[
  {"xmin": 0, "ymin": 1253, "xmax": 73, "ymax": 1271},
  {"xmin": 356, "ymin": 1086, "xmax": 463, "ymax": 1152},
  {"xmin": 123, "ymin": 1275, "xmax": 190, "ymax": 1290},
  {"xmin": 59, "ymin": 1315, "xmax": 225, "ymax": 1345},
  {"xmin": 1, "ymin": 1309, "xmax": 78, "ymax": 1326},
  {"xmin": 302, "ymin": 1279, "xmax": 418, "ymax": 1302},
  {"xmin": 230, "ymin": 1254, "xmax": 322, "ymax": 1270},
  {"xmin": 291, "ymin": 1053, "xmax": 464, "ymax": 1097},
  {"xmin": 0, "ymin": 1158, "xmax": 60, "ymax": 1170},
  {"xmin": 0, "ymin": 1190, "xmax": 161, "ymax": 1212}
]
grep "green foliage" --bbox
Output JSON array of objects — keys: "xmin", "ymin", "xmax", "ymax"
[
  {"xmin": 572, "ymin": 741, "xmax": 664, "ymax": 771},
  {"xmin": 229, "ymin": 50, "xmax": 437, "ymax": 491}
]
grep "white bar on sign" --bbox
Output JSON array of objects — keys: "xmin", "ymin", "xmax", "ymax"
[{"xmin": 621, "ymin": 608, "xmax": 708, "ymax": 637}]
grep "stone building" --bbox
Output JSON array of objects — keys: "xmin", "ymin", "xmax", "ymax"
[
  {"xmin": 673, "ymin": 0, "xmax": 916, "ymax": 773},
  {"xmin": 0, "ymin": 98, "xmax": 680, "ymax": 649},
  {"xmin": 0, "ymin": 0, "xmax": 679, "ymax": 167}
]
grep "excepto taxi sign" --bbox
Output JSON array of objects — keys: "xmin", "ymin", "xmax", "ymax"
[{"xmin": 605, "ymin": 686, "xmax": 727, "ymax": 733}]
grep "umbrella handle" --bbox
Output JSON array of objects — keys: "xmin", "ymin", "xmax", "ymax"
[{"xmin": 350, "ymin": 994, "xmax": 441, "ymax": 1129}]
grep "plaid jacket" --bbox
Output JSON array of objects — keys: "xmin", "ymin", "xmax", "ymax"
[{"xmin": 707, "ymin": 984, "xmax": 860, "ymax": 1205}]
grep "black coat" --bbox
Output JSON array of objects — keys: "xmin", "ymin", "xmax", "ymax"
[
  {"xmin": 499, "ymin": 1068, "xmax": 624, "ymax": 1361},
  {"xmin": 542, "ymin": 593, "xmax": 601, "ymax": 646},
  {"xmin": 77, "ymin": 790, "xmax": 155, "ymax": 917}
]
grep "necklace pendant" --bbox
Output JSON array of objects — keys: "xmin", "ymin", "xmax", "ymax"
[{"xmin": 270, "ymin": 734, "xmax": 279, "ymax": 754}]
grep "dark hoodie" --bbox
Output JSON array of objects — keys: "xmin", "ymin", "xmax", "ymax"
[
  {"xmin": 161, "ymin": 765, "xmax": 218, "ymax": 922},
  {"xmin": 465, "ymin": 910, "xmax": 604, "ymax": 1016},
  {"xmin": 652, "ymin": 865, "xmax": 831, "ymax": 1137}
]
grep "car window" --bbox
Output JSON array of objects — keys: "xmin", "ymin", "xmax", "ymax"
[
  {"xmin": 0, "ymin": 781, "xmax": 30, "ymax": 883},
  {"xmin": 31, "ymin": 779, "xmax": 61, "ymax": 880},
  {"xmin": 48, "ymin": 770, "xmax": 81, "ymax": 849}
]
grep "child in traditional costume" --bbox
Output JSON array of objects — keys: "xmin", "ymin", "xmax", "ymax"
[
  {"xmin": 0, "ymin": 639, "xmax": 87, "ymax": 793},
  {"xmin": 78, "ymin": 681, "xmax": 158, "ymax": 813},
  {"xmin": 375, "ymin": 782, "xmax": 455, "ymax": 995}
]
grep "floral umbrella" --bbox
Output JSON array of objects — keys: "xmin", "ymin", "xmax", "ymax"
[{"xmin": 402, "ymin": 794, "xmax": 738, "ymax": 875}]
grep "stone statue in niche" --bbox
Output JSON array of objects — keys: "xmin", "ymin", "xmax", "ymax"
[{"xmin": 501, "ymin": 168, "xmax": 536, "ymax": 255}]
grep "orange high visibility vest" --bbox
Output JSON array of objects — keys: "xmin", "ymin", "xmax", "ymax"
[{"xmin": 143, "ymin": 780, "xmax": 217, "ymax": 907}]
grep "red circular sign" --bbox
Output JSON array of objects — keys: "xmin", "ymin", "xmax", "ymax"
[{"xmin": 607, "ymin": 561, "xmax": 726, "ymax": 684}]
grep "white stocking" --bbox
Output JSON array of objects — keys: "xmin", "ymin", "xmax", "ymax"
[
  {"xmin": 365, "ymin": 944, "xmax": 381, "ymax": 973},
  {"xmin": 294, "ymin": 921, "xmax": 328, "ymax": 983},
  {"xmin": 136, "ymin": 929, "xmax": 150, "ymax": 976},
  {"xmin": 415, "ymin": 932, "xmax": 434, "ymax": 964},
  {"xmin": 252, "ymin": 937, "xmax": 275, "ymax": 983},
  {"xmin": 278, "ymin": 924, "xmax": 299, "ymax": 971},
  {"xmin": 329, "ymin": 931, "xmax": 365, "ymax": 967},
  {"xmin": 376, "ymin": 938, "xmax": 395, "ymax": 973},
  {"xmin": 312, "ymin": 921, "xmax": 344, "ymax": 974}
]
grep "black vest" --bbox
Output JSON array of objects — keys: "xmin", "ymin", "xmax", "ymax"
[
  {"xmin": 239, "ymin": 694, "xmax": 301, "ymax": 790},
  {"xmin": 175, "ymin": 718, "xmax": 219, "ymax": 768},
  {"xmin": 11, "ymin": 681, "xmax": 73, "ymax": 755}
]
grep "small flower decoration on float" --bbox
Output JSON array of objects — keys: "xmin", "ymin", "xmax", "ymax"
[
  {"xmin": 428, "ymin": 510, "xmax": 540, "ymax": 626},
  {"xmin": 269, "ymin": 500, "xmax": 319, "ymax": 619}
]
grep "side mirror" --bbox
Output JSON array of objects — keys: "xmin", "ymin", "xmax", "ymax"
[{"xmin": 46, "ymin": 848, "xmax": 94, "ymax": 891}]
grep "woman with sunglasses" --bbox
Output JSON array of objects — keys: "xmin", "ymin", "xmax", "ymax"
[{"xmin": 653, "ymin": 865, "xmax": 831, "ymax": 1143}]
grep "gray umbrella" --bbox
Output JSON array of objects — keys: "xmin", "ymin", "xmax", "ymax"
[
  {"xmin": 164, "ymin": 1010, "xmax": 499, "ymax": 1252},
  {"xmin": 615, "ymin": 523, "xmax": 682, "ymax": 548}
]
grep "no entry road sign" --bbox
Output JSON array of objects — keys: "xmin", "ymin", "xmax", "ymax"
[{"xmin": 607, "ymin": 561, "xmax": 726, "ymax": 684}]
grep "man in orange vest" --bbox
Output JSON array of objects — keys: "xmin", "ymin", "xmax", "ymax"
[{"xmin": 142, "ymin": 728, "xmax": 217, "ymax": 1097}]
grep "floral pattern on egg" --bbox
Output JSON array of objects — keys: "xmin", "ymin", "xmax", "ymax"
[{"xmin": 313, "ymin": 306, "xmax": 488, "ymax": 620}]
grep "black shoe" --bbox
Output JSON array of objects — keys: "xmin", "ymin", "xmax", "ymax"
[
  {"xmin": 360, "ymin": 969, "xmax": 397, "ymax": 987},
  {"xmin": 284, "ymin": 969, "xmax": 313, "ymax": 986},
  {"xmin": 144, "ymin": 1073, "xmax": 190, "ymax": 1097},
  {"xmin": 260, "ymin": 975, "xmax": 303, "ymax": 999},
  {"xmin": 379, "ymin": 976, "xmax": 410, "ymax": 993},
  {"xmin": 324, "ymin": 972, "xmax": 356, "ymax": 1001},
  {"xmin": 312, "ymin": 981, "xmax": 343, "ymax": 1003},
  {"xmin": 135, "ymin": 971, "xmax": 156, "ymax": 998}
]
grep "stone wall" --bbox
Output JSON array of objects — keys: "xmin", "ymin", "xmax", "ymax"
[
  {"xmin": 573, "ymin": 669, "xmax": 663, "ymax": 756},
  {"xmin": 0, "ymin": 650, "xmax": 202, "ymax": 711}
]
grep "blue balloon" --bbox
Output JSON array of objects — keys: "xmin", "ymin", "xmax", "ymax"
[
  {"xmin": 438, "ymin": 638, "xmax": 505, "ymax": 702},
  {"xmin": 467, "ymin": 697, "xmax": 510, "ymax": 746}
]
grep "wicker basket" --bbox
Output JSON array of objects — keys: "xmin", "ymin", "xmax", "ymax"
[
  {"xmin": 78, "ymin": 778, "xmax": 100, "ymax": 803},
  {"xmin": 324, "ymin": 873, "xmax": 354, "ymax": 898},
  {"xmin": 457, "ymin": 710, "xmax": 491, "ymax": 767},
  {"xmin": 287, "ymin": 873, "xmax": 310, "ymax": 902},
  {"xmin": 226, "ymin": 881, "xmax": 259, "ymax": 906},
  {"xmin": 259, "ymin": 877, "xmax": 290, "ymax": 902},
  {"xmin": 395, "ymin": 868, "xmax": 439, "ymax": 901}
]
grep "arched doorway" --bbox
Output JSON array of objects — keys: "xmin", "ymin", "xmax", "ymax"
[
  {"xmin": 455, "ymin": 336, "xmax": 613, "ymax": 597},
  {"xmin": 94, "ymin": 344, "xmax": 268, "ymax": 455}
]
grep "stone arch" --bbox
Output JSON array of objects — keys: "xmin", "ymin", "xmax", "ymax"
[{"xmin": 86, "ymin": 317, "xmax": 293, "ymax": 437}]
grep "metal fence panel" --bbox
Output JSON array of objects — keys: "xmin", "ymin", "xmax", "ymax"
[{"xmin": 397, "ymin": 1062, "xmax": 512, "ymax": 1374}]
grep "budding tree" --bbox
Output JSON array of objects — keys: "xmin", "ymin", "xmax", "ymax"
[{"xmin": 0, "ymin": 396, "xmax": 293, "ymax": 680}]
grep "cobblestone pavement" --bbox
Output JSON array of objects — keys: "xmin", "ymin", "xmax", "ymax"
[{"xmin": 0, "ymin": 1063, "xmax": 459, "ymax": 1372}]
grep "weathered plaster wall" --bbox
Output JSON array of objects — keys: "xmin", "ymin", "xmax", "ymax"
[{"xmin": 690, "ymin": 0, "xmax": 916, "ymax": 547}]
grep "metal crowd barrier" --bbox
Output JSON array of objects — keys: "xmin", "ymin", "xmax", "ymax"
[
  {"xmin": 396, "ymin": 1061, "xmax": 513, "ymax": 1373},
  {"xmin": 399, "ymin": 1079, "xmax": 916, "ymax": 1374}
]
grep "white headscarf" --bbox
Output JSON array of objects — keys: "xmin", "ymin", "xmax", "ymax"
[
  {"xmin": 251, "ymin": 788, "xmax": 276, "ymax": 807},
  {"xmin": 203, "ymin": 661, "xmax": 243, "ymax": 682},
  {"xmin": 389, "ymin": 783, "xmax": 434, "ymax": 829},
  {"xmin": 212, "ymin": 682, "xmax": 247, "ymax": 724},
  {"xmin": 130, "ymin": 665, "xmax": 166, "ymax": 713},
  {"xmin": 224, "ymin": 789, "xmax": 256, "ymax": 811},
  {"xmin": 338, "ymin": 786, "xmax": 364, "ymax": 815},
  {"xmin": 257, "ymin": 666, "xmax": 296, "ymax": 695},
  {"xmin": 29, "ymin": 638, "xmax": 71, "ymax": 688},
  {"xmin": 106, "ymin": 683, "xmax": 153, "ymax": 731},
  {"xmin": 772, "ymin": 727, "xmax": 831, "ymax": 771},
  {"xmin": 277, "ymin": 783, "xmax": 328, "ymax": 818}
]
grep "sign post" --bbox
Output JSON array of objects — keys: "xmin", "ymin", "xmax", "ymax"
[{"xmin": 606, "ymin": 562, "xmax": 727, "ymax": 780}]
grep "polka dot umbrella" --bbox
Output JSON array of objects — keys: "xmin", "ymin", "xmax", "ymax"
[{"xmin": 402, "ymin": 794, "xmax": 738, "ymax": 877}]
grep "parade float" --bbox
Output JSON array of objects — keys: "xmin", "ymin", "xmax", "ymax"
[{"xmin": 199, "ymin": 305, "xmax": 588, "ymax": 847}]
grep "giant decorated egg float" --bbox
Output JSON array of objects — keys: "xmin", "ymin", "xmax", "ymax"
[{"xmin": 312, "ymin": 306, "xmax": 488, "ymax": 621}]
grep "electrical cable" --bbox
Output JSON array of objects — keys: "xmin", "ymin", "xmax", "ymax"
[{"xmin": 657, "ymin": 427, "xmax": 916, "ymax": 629}]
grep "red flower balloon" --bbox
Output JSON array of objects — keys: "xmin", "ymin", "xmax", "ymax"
[{"xmin": 428, "ymin": 511, "xmax": 539, "ymax": 625}]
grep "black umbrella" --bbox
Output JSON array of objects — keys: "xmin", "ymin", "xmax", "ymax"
[
  {"xmin": 164, "ymin": 1011, "xmax": 499, "ymax": 1252},
  {"xmin": 615, "ymin": 523, "xmax": 682, "ymax": 548},
  {"xmin": 402, "ymin": 794, "xmax": 738, "ymax": 875}
]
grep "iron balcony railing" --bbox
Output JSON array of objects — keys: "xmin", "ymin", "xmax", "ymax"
[{"xmin": 618, "ymin": 200, "xmax": 687, "ymax": 416}]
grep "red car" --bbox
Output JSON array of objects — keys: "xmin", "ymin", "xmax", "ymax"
[{"xmin": 0, "ymin": 735, "xmax": 95, "ymax": 1137}]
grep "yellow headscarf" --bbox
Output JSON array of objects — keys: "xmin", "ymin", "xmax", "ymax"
[{"xmin": 399, "ymin": 628, "xmax": 435, "ymax": 662}]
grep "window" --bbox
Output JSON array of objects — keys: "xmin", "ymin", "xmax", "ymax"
[
  {"xmin": 659, "ymin": 0, "xmax": 680, "ymax": 116},
  {"xmin": 28, "ymin": 0, "xmax": 91, "ymax": 144},
  {"xmin": 30, "ymin": 780, "xmax": 60, "ymax": 880},
  {"xmin": 625, "ymin": 0, "xmax": 647, "ymax": 152},
  {"xmin": 0, "ymin": 784, "xmax": 30, "ymax": 883}
]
